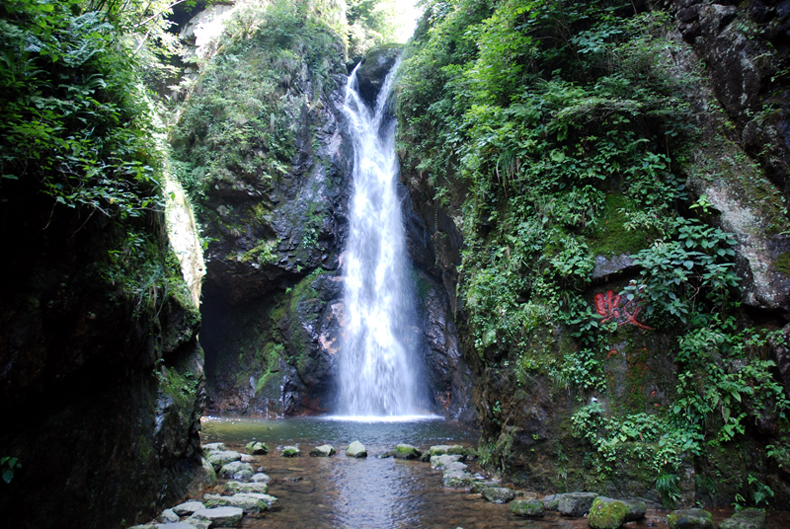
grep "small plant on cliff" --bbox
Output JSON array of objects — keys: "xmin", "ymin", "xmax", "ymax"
[{"xmin": 1, "ymin": 457, "xmax": 21, "ymax": 484}]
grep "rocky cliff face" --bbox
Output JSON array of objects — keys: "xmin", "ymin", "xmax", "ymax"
[{"xmin": 396, "ymin": 0, "xmax": 790, "ymax": 509}]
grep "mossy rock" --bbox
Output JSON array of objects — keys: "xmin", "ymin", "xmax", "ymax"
[
  {"xmin": 542, "ymin": 494, "xmax": 560, "ymax": 511},
  {"xmin": 482, "ymin": 486, "xmax": 516, "ymax": 503},
  {"xmin": 419, "ymin": 444, "xmax": 466, "ymax": 461},
  {"xmin": 281, "ymin": 446, "xmax": 301, "ymax": 457},
  {"xmin": 588, "ymin": 497, "xmax": 629, "ymax": 529},
  {"xmin": 393, "ymin": 443, "xmax": 421, "ymax": 460},
  {"xmin": 246, "ymin": 441, "xmax": 269, "ymax": 455},
  {"xmin": 667, "ymin": 508, "xmax": 714, "ymax": 529},
  {"xmin": 510, "ymin": 499, "xmax": 545, "ymax": 518},
  {"xmin": 719, "ymin": 508, "xmax": 767, "ymax": 529}
]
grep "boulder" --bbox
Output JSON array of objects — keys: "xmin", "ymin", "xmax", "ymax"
[
  {"xmin": 510, "ymin": 498, "xmax": 545, "ymax": 518},
  {"xmin": 201, "ymin": 457, "xmax": 217, "ymax": 486},
  {"xmin": 419, "ymin": 444, "xmax": 467, "ymax": 461},
  {"xmin": 346, "ymin": 441, "xmax": 367, "ymax": 458},
  {"xmin": 251, "ymin": 473, "xmax": 271, "ymax": 483},
  {"xmin": 542, "ymin": 494, "xmax": 560, "ymax": 511},
  {"xmin": 442, "ymin": 468, "xmax": 476, "ymax": 488},
  {"xmin": 246, "ymin": 441, "xmax": 268, "ymax": 455},
  {"xmin": 207, "ymin": 450, "xmax": 242, "ymax": 471},
  {"xmin": 183, "ymin": 517, "xmax": 211, "ymax": 529},
  {"xmin": 667, "ymin": 508, "xmax": 714, "ymax": 529},
  {"xmin": 393, "ymin": 444, "xmax": 421, "ymax": 460},
  {"xmin": 309, "ymin": 444, "xmax": 336, "ymax": 457},
  {"xmin": 623, "ymin": 499, "xmax": 647, "ymax": 522},
  {"xmin": 204, "ymin": 492, "xmax": 277, "ymax": 513},
  {"xmin": 558, "ymin": 492, "xmax": 598, "ymax": 517},
  {"xmin": 588, "ymin": 497, "xmax": 629, "ymax": 529},
  {"xmin": 203, "ymin": 442, "xmax": 226, "ymax": 455},
  {"xmin": 430, "ymin": 454, "xmax": 464, "ymax": 470},
  {"xmin": 355, "ymin": 46, "xmax": 401, "ymax": 107},
  {"xmin": 218, "ymin": 461, "xmax": 254, "ymax": 481},
  {"xmin": 191, "ymin": 506, "xmax": 244, "ymax": 527},
  {"xmin": 719, "ymin": 508, "xmax": 767, "ymax": 529},
  {"xmin": 226, "ymin": 480, "xmax": 268, "ymax": 494},
  {"xmin": 282, "ymin": 446, "xmax": 301, "ymax": 457},
  {"xmin": 156, "ymin": 508, "xmax": 180, "ymax": 523},
  {"xmin": 482, "ymin": 486, "xmax": 515, "ymax": 504},
  {"xmin": 172, "ymin": 500, "xmax": 205, "ymax": 516},
  {"xmin": 470, "ymin": 480, "xmax": 500, "ymax": 493}
]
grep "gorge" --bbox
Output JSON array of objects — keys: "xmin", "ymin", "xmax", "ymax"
[{"xmin": 2, "ymin": 0, "xmax": 790, "ymax": 527}]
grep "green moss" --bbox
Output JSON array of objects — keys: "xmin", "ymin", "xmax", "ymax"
[
  {"xmin": 238, "ymin": 239, "xmax": 278, "ymax": 265},
  {"xmin": 157, "ymin": 366, "xmax": 199, "ymax": 408},
  {"xmin": 254, "ymin": 343, "xmax": 285, "ymax": 394},
  {"xmin": 588, "ymin": 194, "xmax": 651, "ymax": 257},
  {"xmin": 775, "ymin": 251, "xmax": 790, "ymax": 276},
  {"xmin": 588, "ymin": 497, "xmax": 629, "ymax": 529}
]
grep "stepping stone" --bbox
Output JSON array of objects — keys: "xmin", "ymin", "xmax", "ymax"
[
  {"xmin": 309, "ymin": 444, "xmax": 336, "ymax": 457},
  {"xmin": 191, "ymin": 506, "xmax": 244, "ymax": 527},
  {"xmin": 668, "ymin": 508, "xmax": 714, "ymax": 529},
  {"xmin": 184, "ymin": 516, "xmax": 211, "ymax": 529},
  {"xmin": 156, "ymin": 509, "xmax": 179, "ymax": 523},
  {"xmin": 202, "ymin": 442, "xmax": 226, "ymax": 455},
  {"xmin": 390, "ymin": 443, "xmax": 421, "ymax": 460},
  {"xmin": 251, "ymin": 473, "xmax": 271, "ymax": 483},
  {"xmin": 510, "ymin": 498, "xmax": 545, "ymax": 518},
  {"xmin": 346, "ymin": 441, "xmax": 367, "ymax": 458},
  {"xmin": 246, "ymin": 441, "xmax": 269, "ymax": 455},
  {"xmin": 442, "ymin": 468, "xmax": 475, "ymax": 489},
  {"xmin": 558, "ymin": 492, "xmax": 598, "ymax": 517},
  {"xmin": 430, "ymin": 454, "xmax": 464, "ymax": 469},
  {"xmin": 204, "ymin": 492, "xmax": 277, "ymax": 513},
  {"xmin": 227, "ymin": 480, "xmax": 268, "ymax": 494},
  {"xmin": 218, "ymin": 461, "xmax": 253, "ymax": 481},
  {"xmin": 542, "ymin": 494, "xmax": 560, "ymax": 511},
  {"xmin": 482, "ymin": 486, "xmax": 515, "ymax": 503},
  {"xmin": 470, "ymin": 480, "xmax": 499, "ymax": 493},
  {"xmin": 420, "ymin": 445, "xmax": 466, "ymax": 461},
  {"xmin": 172, "ymin": 500, "xmax": 205, "ymax": 516},
  {"xmin": 282, "ymin": 446, "xmax": 301, "ymax": 457},
  {"xmin": 207, "ymin": 451, "xmax": 242, "ymax": 471}
]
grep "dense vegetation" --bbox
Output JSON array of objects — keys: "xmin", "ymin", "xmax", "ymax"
[{"xmin": 397, "ymin": 0, "xmax": 788, "ymax": 507}]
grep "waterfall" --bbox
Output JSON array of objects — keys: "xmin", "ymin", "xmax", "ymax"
[{"xmin": 336, "ymin": 61, "xmax": 423, "ymax": 417}]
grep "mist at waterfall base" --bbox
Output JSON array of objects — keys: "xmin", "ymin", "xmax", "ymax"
[{"xmin": 334, "ymin": 62, "xmax": 433, "ymax": 419}]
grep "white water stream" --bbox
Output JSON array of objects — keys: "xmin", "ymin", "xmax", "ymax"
[{"xmin": 336, "ymin": 61, "xmax": 423, "ymax": 417}]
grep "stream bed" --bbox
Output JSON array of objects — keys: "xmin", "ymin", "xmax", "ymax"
[{"xmin": 199, "ymin": 416, "xmax": 789, "ymax": 529}]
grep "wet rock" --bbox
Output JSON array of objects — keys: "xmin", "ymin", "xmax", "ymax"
[
  {"xmin": 251, "ymin": 473, "xmax": 271, "ymax": 483},
  {"xmin": 157, "ymin": 508, "xmax": 180, "ymax": 523},
  {"xmin": 309, "ymin": 444, "xmax": 336, "ymax": 457},
  {"xmin": 227, "ymin": 481, "xmax": 269, "ymax": 494},
  {"xmin": 346, "ymin": 441, "xmax": 367, "ymax": 458},
  {"xmin": 470, "ymin": 480, "xmax": 500, "ymax": 493},
  {"xmin": 430, "ymin": 454, "xmax": 464, "ymax": 469},
  {"xmin": 205, "ymin": 492, "xmax": 277, "ymax": 513},
  {"xmin": 623, "ymin": 499, "xmax": 647, "ymax": 522},
  {"xmin": 184, "ymin": 517, "xmax": 211, "ymax": 529},
  {"xmin": 282, "ymin": 446, "xmax": 301, "ymax": 457},
  {"xmin": 588, "ymin": 497, "xmax": 629, "ymax": 529},
  {"xmin": 208, "ymin": 451, "xmax": 242, "ymax": 471},
  {"xmin": 191, "ymin": 506, "xmax": 244, "ymax": 527},
  {"xmin": 203, "ymin": 443, "xmax": 226, "ymax": 454},
  {"xmin": 246, "ymin": 441, "xmax": 268, "ymax": 455},
  {"xmin": 558, "ymin": 492, "xmax": 598, "ymax": 517},
  {"xmin": 354, "ymin": 46, "xmax": 401, "ymax": 108},
  {"xmin": 393, "ymin": 443, "xmax": 421, "ymax": 460},
  {"xmin": 667, "ymin": 508, "xmax": 714, "ymax": 529},
  {"xmin": 218, "ymin": 461, "xmax": 254, "ymax": 481},
  {"xmin": 719, "ymin": 508, "xmax": 767, "ymax": 529},
  {"xmin": 419, "ymin": 445, "xmax": 466, "ymax": 462},
  {"xmin": 442, "ymin": 469, "xmax": 476, "ymax": 488},
  {"xmin": 172, "ymin": 501, "xmax": 206, "ymax": 516},
  {"xmin": 482, "ymin": 486, "xmax": 515, "ymax": 503},
  {"xmin": 201, "ymin": 457, "xmax": 218, "ymax": 486},
  {"xmin": 510, "ymin": 498, "xmax": 544, "ymax": 518}
]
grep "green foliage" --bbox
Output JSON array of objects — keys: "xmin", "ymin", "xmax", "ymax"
[
  {"xmin": 170, "ymin": 0, "xmax": 345, "ymax": 203},
  {"xmin": 1, "ymin": 456, "xmax": 21, "ymax": 484}
]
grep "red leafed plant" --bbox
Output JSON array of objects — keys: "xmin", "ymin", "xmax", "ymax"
[{"xmin": 594, "ymin": 290, "xmax": 653, "ymax": 331}]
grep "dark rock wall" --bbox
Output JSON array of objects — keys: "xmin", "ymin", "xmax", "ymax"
[{"xmin": 0, "ymin": 201, "xmax": 207, "ymax": 528}]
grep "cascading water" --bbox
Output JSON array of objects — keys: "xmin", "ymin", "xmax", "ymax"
[{"xmin": 336, "ymin": 60, "xmax": 424, "ymax": 417}]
